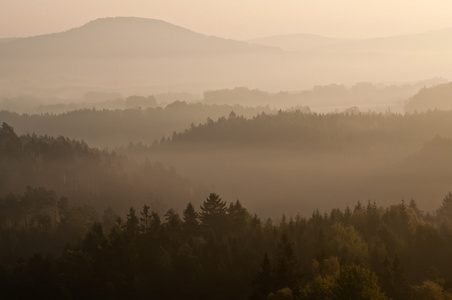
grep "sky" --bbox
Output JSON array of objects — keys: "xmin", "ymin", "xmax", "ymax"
[{"xmin": 2, "ymin": 0, "xmax": 452, "ymax": 40}]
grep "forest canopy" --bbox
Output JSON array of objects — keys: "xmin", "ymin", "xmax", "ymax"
[
  {"xmin": 2, "ymin": 189, "xmax": 452, "ymax": 299},
  {"xmin": 0, "ymin": 122, "xmax": 205, "ymax": 213}
]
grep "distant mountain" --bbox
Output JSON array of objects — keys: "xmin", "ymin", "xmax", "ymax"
[
  {"xmin": 247, "ymin": 34, "xmax": 346, "ymax": 52},
  {"xmin": 0, "ymin": 17, "xmax": 277, "ymax": 59},
  {"xmin": 1, "ymin": 18, "xmax": 452, "ymax": 98},
  {"xmin": 320, "ymin": 28, "xmax": 452, "ymax": 56},
  {"xmin": 248, "ymin": 28, "xmax": 452, "ymax": 55},
  {"xmin": 0, "ymin": 38, "xmax": 17, "ymax": 44}
]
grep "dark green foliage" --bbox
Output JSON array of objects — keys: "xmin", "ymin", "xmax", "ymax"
[{"xmin": 2, "ymin": 191, "xmax": 452, "ymax": 299}]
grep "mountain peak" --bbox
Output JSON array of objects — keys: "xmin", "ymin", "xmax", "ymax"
[
  {"xmin": 0, "ymin": 17, "xmax": 276, "ymax": 59},
  {"xmin": 77, "ymin": 17, "xmax": 188, "ymax": 33}
]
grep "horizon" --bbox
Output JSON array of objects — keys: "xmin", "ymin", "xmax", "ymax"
[
  {"xmin": 2, "ymin": 15, "xmax": 452, "ymax": 42},
  {"xmin": 2, "ymin": 1, "xmax": 452, "ymax": 40}
]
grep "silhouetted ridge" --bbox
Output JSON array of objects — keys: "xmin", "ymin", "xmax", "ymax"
[
  {"xmin": 405, "ymin": 82, "xmax": 452, "ymax": 113},
  {"xmin": 0, "ymin": 122, "xmax": 203, "ymax": 212},
  {"xmin": 0, "ymin": 17, "xmax": 276, "ymax": 58}
]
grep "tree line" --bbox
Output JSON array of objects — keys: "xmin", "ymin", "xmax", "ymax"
[
  {"xmin": 159, "ymin": 109, "xmax": 452, "ymax": 153},
  {"xmin": 0, "ymin": 101, "xmax": 272, "ymax": 148},
  {"xmin": 2, "ymin": 188, "xmax": 452, "ymax": 299},
  {"xmin": 0, "ymin": 122, "xmax": 205, "ymax": 213}
]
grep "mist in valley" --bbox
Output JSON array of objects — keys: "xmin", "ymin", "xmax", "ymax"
[{"xmin": 3, "ymin": 6, "xmax": 452, "ymax": 299}]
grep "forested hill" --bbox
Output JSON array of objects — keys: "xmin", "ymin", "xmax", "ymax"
[
  {"xmin": 138, "ymin": 110, "xmax": 452, "ymax": 216},
  {"xmin": 0, "ymin": 102, "xmax": 273, "ymax": 148},
  {"xmin": 405, "ymin": 82, "xmax": 452, "ymax": 113},
  {"xmin": 0, "ymin": 122, "xmax": 204, "ymax": 212},
  {"xmin": 158, "ymin": 110, "xmax": 452, "ymax": 151}
]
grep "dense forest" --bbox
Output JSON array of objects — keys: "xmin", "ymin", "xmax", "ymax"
[
  {"xmin": 0, "ymin": 102, "xmax": 273, "ymax": 148},
  {"xmin": 0, "ymin": 122, "xmax": 205, "ymax": 213},
  {"xmin": 3, "ymin": 91, "xmax": 452, "ymax": 299},
  {"xmin": 126, "ymin": 109, "xmax": 452, "ymax": 216},
  {"xmin": 3, "ymin": 10, "xmax": 452, "ymax": 300},
  {"xmin": 2, "ymin": 189, "xmax": 452, "ymax": 299},
  {"xmin": 5, "ymin": 104, "xmax": 452, "ymax": 216},
  {"xmin": 160, "ymin": 109, "xmax": 452, "ymax": 149}
]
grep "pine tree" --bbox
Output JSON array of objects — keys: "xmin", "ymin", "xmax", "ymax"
[
  {"xmin": 200, "ymin": 193, "xmax": 227, "ymax": 231},
  {"xmin": 439, "ymin": 192, "xmax": 452, "ymax": 218},
  {"xmin": 165, "ymin": 208, "xmax": 181, "ymax": 231},
  {"xmin": 125, "ymin": 207, "xmax": 139, "ymax": 238},
  {"xmin": 275, "ymin": 233, "xmax": 299, "ymax": 292},
  {"xmin": 140, "ymin": 204, "xmax": 151, "ymax": 234},
  {"xmin": 253, "ymin": 253, "xmax": 275, "ymax": 299},
  {"xmin": 183, "ymin": 202, "xmax": 199, "ymax": 233}
]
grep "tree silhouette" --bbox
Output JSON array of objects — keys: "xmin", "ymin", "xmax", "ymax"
[
  {"xmin": 253, "ymin": 252, "xmax": 275, "ymax": 299},
  {"xmin": 200, "ymin": 193, "xmax": 227, "ymax": 232},
  {"xmin": 275, "ymin": 233, "xmax": 300, "ymax": 293},
  {"xmin": 183, "ymin": 202, "xmax": 199, "ymax": 234}
]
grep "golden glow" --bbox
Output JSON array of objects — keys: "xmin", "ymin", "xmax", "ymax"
[{"xmin": 2, "ymin": 0, "xmax": 452, "ymax": 39}]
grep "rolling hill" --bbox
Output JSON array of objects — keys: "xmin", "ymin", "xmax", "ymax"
[
  {"xmin": 405, "ymin": 82, "xmax": 452, "ymax": 113},
  {"xmin": 1, "ymin": 17, "xmax": 452, "ymax": 100},
  {"xmin": 247, "ymin": 34, "xmax": 347, "ymax": 52},
  {"xmin": 248, "ymin": 28, "xmax": 452, "ymax": 55},
  {"xmin": 0, "ymin": 17, "xmax": 276, "ymax": 59}
]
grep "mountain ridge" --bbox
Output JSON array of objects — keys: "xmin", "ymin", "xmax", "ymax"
[
  {"xmin": 0, "ymin": 17, "xmax": 279, "ymax": 58},
  {"xmin": 249, "ymin": 27, "xmax": 452, "ymax": 53}
]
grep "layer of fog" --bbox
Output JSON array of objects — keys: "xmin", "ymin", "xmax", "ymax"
[
  {"xmin": 1, "ymin": 17, "xmax": 452, "ymax": 111},
  {"xmin": 0, "ymin": 78, "xmax": 444, "ymax": 116}
]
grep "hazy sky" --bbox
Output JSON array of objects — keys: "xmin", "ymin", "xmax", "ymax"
[{"xmin": 2, "ymin": 0, "xmax": 452, "ymax": 40}]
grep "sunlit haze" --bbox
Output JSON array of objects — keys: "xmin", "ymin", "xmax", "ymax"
[
  {"xmin": 2, "ymin": 0, "xmax": 452, "ymax": 39},
  {"xmin": 4, "ymin": 1, "xmax": 452, "ymax": 298}
]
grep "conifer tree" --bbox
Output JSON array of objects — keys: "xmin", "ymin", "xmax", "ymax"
[
  {"xmin": 183, "ymin": 202, "xmax": 199, "ymax": 233},
  {"xmin": 200, "ymin": 193, "xmax": 227, "ymax": 231}
]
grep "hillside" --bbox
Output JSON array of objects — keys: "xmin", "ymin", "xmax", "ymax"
[
  {"xmin": 0, "ymin": 17, "xmax": 286, "ymax": 97},
  {"xmin": 405, "ymin": 82, "xmax": 452, "ymax": 113},
  {"xmin": 138, "ymin": 110, "xmax": 452, "ymax": 216},
  {"xmin": 0, "ymin": 122, "xmax": 205, "ymax": 213},
  {"xmin": 0, "ymin": 102, "xmax": 272, "ymax": 148},
  {"xmin": 1, "ymin": 18, "xmax": 452, "ymax": 99},
  {"xmin": 247, "ymin": 34, "xmax": 346, "ymax": 52},
  {"xmin": 249, "ymin": 28, "xmax": 452, "ymax": 55},
  {"xmin": 0, "ymin": 17, "xmax": 275, "ymax": 59}
]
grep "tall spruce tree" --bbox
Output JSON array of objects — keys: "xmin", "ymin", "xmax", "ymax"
[
  {"xmin": 183, "ymin": 202, "xmax": 199, "ymax": 233},
  {"xmin": 199, "ymin": 193, "xmax": 227, "ymax": 231}
]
